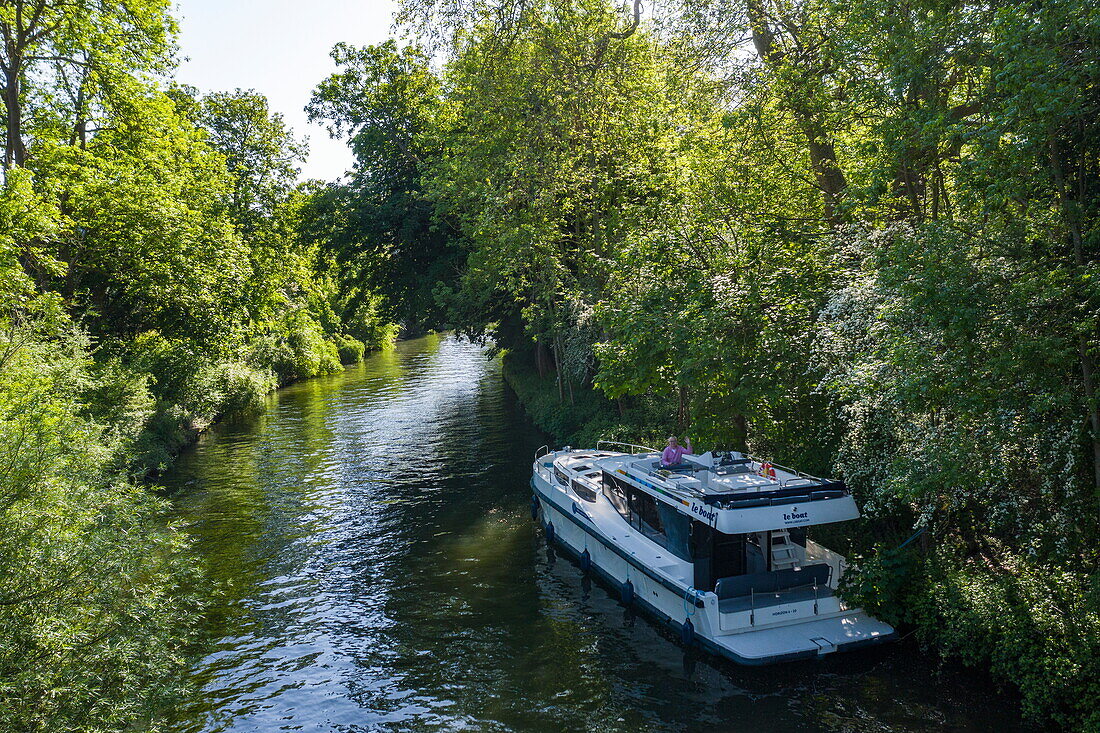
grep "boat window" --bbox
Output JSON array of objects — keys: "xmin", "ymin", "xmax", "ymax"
[
  {"xmin": 570, "ymin": 478, "xmax": 598, "ymax": 503},
  {"xmin": 554, "ymin": 466, "xmax": 569, "ymax": 486},
  {"xmin": 631, "ymin": 490, "xmax": 663, "ymax": 536},
  {"xmin": 601, "ymin": 471, "xmax": 631, "ymax": 519},
  {"xmin": 657, "ymin": 502, "xmax": 692, "ymax": 561},
  {"xmin": 709, "ymin": 529, "xmax": 748, "ymax": 587},
  {"xmin": 623, "ymin": 486, "xmax": 668, "ymax": 549}
]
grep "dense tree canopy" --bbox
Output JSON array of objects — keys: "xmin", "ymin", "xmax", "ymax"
[
  {"xmin": 307, "ymin": 41, "xmax": 462, "ymax": 332},
  {"xmin": 320, "ymin": 0, "xmax": 1097, "ymax": 726},
  {"xmin": 2, "ymin": 0, "xmax": 1099, "ymax": 729}
]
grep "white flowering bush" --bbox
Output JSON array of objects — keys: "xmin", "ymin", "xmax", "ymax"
[{"xmin": 819, "ymin": 224, "xmax": 1100, "ymax": 729}]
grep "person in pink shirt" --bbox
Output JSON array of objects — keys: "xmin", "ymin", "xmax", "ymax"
[{"xmin": 660, "ymin": 435, "xmax": 694, "ymax": 468}]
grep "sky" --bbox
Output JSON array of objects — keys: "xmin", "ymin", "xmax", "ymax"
[{"xmin": 174, "ymin": 0, "xmax": 400, "ymax": 182}]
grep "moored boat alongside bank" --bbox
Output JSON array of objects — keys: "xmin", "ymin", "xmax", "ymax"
[{"xmin": 531, "ymin": 442, "xmax": 895, "ymax": 664}]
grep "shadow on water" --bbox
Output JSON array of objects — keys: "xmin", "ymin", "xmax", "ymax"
[{"xmin": 162, "ymin": 334, "xmax": 1025, "ymax": 733}]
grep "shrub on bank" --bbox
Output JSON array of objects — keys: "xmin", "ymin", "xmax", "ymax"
[
  {"xmin": 186, "ymin": 360, "xmax": 278, "ymax": 419},
  {"xmin": 131, "ymin": 402, "xmax": 198, "ymax": 474},
  {"xmin": 501, "ymin": 351, "xmax": 615, "ymax": 439},
  {"xmin": 342, "ymin": 292, "xmax": 400, "ymax": 351},
  {"xmin": 336, "ymin": 335, "xmax": 366, "ymax": 364},
  {"xmin": 844, "ymin": 545, "xmax": 1100, "ymax": 730},
  {"xmin": 0, "ymin": 321, "xmax": 202, "ymax": 730},
  {"xmin": 284, "ymin": 313, "xmax": 343, "ymax": 379},
  {"xmin": 250, "ymin": 311, "xmax": 343, "ymax": 383}
]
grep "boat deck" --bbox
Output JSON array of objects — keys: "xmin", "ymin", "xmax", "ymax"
[{"xmin": 594, "ymin": 452, "xmax": 847, "ymax": 509}]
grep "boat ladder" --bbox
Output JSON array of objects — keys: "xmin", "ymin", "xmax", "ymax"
[{"xmin": 770, "ymin": 530, "xmax": 800, "ymax": 571}]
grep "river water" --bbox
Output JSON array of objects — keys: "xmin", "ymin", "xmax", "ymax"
[{"xmin": 162, "ymin": 334, "xmax": 1022, "ymax": 732}]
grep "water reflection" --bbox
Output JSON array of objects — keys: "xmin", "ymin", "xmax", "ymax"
[{"xmin": 164, "ymin": 335, "xmax": 1021, "ymax": 732}]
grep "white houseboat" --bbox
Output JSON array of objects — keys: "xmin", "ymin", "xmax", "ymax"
[{"xmin": 530, "ymin": 442, "xmax": 895, "ymax": 664}]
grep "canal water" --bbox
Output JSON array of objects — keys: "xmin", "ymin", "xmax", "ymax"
[{"xmin": 162, "ymin": 334, "xmax": 1022, "ymax": 732}]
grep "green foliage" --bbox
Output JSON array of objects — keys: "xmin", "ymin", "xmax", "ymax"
[
  {"xmin": 847, "ymin": 544, "xmax": 1100, "ymax": 730},
  {"xmin": 35, "ymin": 98, "xmax": 249, "ymax": 347},
  {"xmin": 251, "ymin": 310, "xmax": 343, "ymax": 384},
  {"xmin": 185, "ymin": 361, "xmax": 278, "ymax": 420},
  {"xmin": 307, "ymin": 41, "xmax": 461, "ymax": 332},
  {"xmin": 336, "ymin": 335, "xmax": 367, "ymax": 364},
  {"xmin": 194, "ymin": 88, "xmax": 307, "ymax": 235},
  {"xmin": 502, "ymin": 349, "xmax": 674, "ymax": 449},
  {"xmin": 840, "ymin": 544, "xmax": 921, "ymax": 628},
  {"xmin": 0, "ymin": 316, "xmax": 201, "ymax": 732},
  {"xmin": 817, "ymin": 224, "xmax": 1091, "ymax": 551},
  {"xmin": 387, "ymin": 1, "xmax": 1100, "ymax": 727}
]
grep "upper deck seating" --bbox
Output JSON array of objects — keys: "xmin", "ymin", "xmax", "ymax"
[
  {"xmin": 714, "ymin": 563, "xmax": 832, "ymax": 613},
  {"xmin": 702, "ymin": 480, "xmax": 848, "ymax": 506}
]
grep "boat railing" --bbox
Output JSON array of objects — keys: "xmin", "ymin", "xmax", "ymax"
[
  {"xmin": 805, "ymin": 539, "xmax": 847, "ymax": 586},
  {"xmin": 596, "ymin": 440, "xmax": 658, "ymax": 455},
  {"xmin": 533, "ymin": 445, "xmax": 553, "ymax": 482},
  {"xmin": 744, "ymin": 580, "xmax": 828, "ymax": 628},
  {"xmin": 744, "ymin": 456, "xmax": 834, "ymax": 485}
]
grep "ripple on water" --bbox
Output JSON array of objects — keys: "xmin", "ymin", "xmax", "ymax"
[{"xmin": 164, "ymin": 335, "xmax": 1023, "ymax": 733}]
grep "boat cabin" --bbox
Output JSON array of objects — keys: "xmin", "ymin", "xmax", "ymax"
[{"xmin": 551, "ymin": 448, "xmax": 854, "ymax": 612}]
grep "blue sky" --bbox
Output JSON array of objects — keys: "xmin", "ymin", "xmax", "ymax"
[{"xmin": 174, "ymin": 0, "xmax": 399, "ymax": 181}]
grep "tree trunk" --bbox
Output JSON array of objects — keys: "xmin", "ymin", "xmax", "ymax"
[
  {"xmin": 677, "ymin": 384, "xmax": 689, "ymax": 431},
  {"xmin": 796, "ymin": 115, "xmax": 847, "ymax": 223},
  {"xmin": 68, "ymin": 71, "xmax": 89, "ymax": 149},
  {"xmin": 2, "ymin": 63, "xmax": 26, "ymax": 169},
  {"xmin": 732, "ymin": 412, "xmax": 748, "ymax": 453},
  {"xmin": 747, "ymin": 2, "xmax": 847, "ymax": 223},
  {"xmin": 534, "ymin": 339, "xmax": 550, "ymax": 378},
  {"xmin": 552, "ymin": 336, "xmax": 564, "ymax": 403}
]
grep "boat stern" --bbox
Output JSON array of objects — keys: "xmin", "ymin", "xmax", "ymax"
[{"xmin": 707, "ymin": 609, "xmax": 896, "ymax": 665}]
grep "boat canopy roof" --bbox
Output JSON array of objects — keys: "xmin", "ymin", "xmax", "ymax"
[
  {"xmin": 552, "ymin": 449, "xmax": 859, "ymax": 534},
  {"xmin": 608, "ymin": 451, "xmax": 846, "ymax": 505}
]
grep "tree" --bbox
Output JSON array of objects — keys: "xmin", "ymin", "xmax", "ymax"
[
  {"xmin": 195, "ymin": 88, "xmax": 306, "ymax": 235},
  {"xmin": 307, "ymin": 41, "xmax": 460, "ymax": 332},
  {"xmin": 33, "ymin": 89, "xmax": 249, "ymax": 348},
  {"xmin": 0, "ymin": 0, "xmax": 175, "ymax": 170}
]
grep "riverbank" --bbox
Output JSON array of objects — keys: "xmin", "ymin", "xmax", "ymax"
[
  {"xmin": 499, "ymin": 349, "xmax": 676, "ymax": 450},
  {"xmin": 0, "ymin": 304, "xmax": 398, "ymax": 731},
  {"xmin": 501, "ymin": 349, "xmax": 1099, "ymax": 730},
  {"xmin": 140, "ymin": 331, "xmax": 400, "ymax": 483}
]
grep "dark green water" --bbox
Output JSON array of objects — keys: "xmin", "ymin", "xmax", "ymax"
[{"xmin": 163, "ymin": 334, "xmax": 1022, "ymax": 732}]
